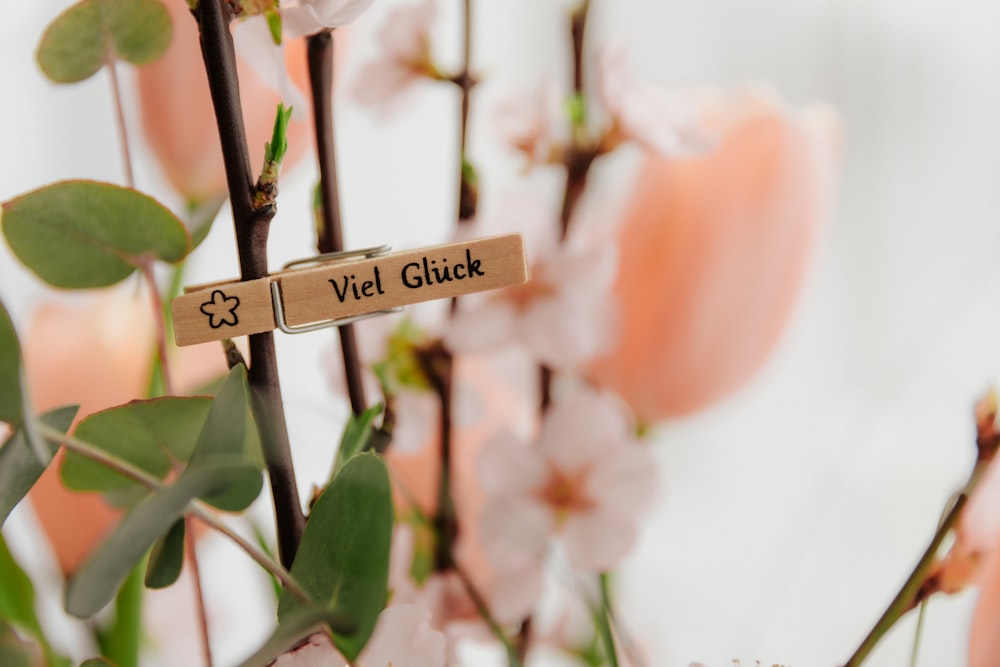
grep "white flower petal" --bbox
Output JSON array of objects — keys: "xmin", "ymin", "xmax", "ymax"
[
  {"xmin": 479, "ymin": 497, "xmax": 553, "ymax": 570},
  {"xmin": 539, "ymin": 390, "xmax": 630, "ymax": 473},
  {"xmin": 360, "ymin": 604, "xmax": 446, "ymax": 667},
  {"xmin": 561, "ymin": 510, "xmax": 637, "ymax": 573},
  {"xmin": 477, "ymin": 430, "xmax": 546, "ymax": 496},
  {"xmin": 444, "ymin": 299, "xmax": 519, "ymax": 355}
]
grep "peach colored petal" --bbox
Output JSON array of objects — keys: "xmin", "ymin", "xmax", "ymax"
[
  {"xmin": 590, "ymin": 91, "xmax": 839, "ymax": 421},
  {"xmin": 137, "ymin": 0, "xmax": 311, "ymax": 203},
  {"xmin": 23, "ymin": 294, "xmax": 153, "ymax": 575},
  {"xmin": 970, "ymin": 547, "xmax": 1000, "ymax": 667},
  {"xmin": 22, "ymin": 293, "xmax": 227, "ymax": 575}
]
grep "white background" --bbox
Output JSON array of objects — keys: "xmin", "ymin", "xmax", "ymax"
[{"xmin": 3, "ymin": 0, "xmax": 1000, "ymax": 665}]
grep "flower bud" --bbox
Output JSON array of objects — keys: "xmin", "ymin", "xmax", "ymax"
[{"xmin": 590, "ymin": 91, "xmax": 839, "ymax": 422}]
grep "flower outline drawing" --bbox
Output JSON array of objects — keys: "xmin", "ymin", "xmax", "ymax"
[{"xmin": 200, "ymin": 289, "xmax": 240, "ymax": 329}]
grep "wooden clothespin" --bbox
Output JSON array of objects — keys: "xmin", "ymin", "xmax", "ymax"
[{"xmin": 171, "ymin": 233, "xmax": 527, "ymax": 347}]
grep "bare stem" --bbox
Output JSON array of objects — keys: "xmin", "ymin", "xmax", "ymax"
[
  {"xmin": 107, "ymin": 60, "xmax": 135, "ymax": 189},
  {"xmin": 42, "ymin": 425, "xmax": 164, "ymax": 492},
  {"xmin": 456, "ymin": 0, "xmax": 476, "ymax": 222},
  {"xmin": 306, "ymin": 29, "xmax": 368, "ymax": 417},
  {"xmin": 185, "ymin": 516, "xmax": 214, "ymax": 667},
  {"xmin": 187, "ymin": 505, "xmax": 311, "ymax": 604},
  {"xmin": 194, "ymin": 0, "xmax": 304, "ymax": 568},
  {"xmin": 841, "ymin": 494, "xmax": 967, "ymax": 667},
  {"xmin": 597, "ymin": 573, "xmax": 621, "ymax": 667},
  {"xmin": 453, "ymin": 562, "xmax": 522, "ymax": 667}
]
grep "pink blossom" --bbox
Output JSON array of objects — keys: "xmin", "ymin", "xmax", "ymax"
[
  {"xmin": 351, "ymin": 0, "xmax": 438, "ymax": 112},
  {"xmin": 596, "ymin": 41, "xmax": 713, "ymax": 156},
  {"xmin": 387, "ymin": 526, "xmax": 495, "ymax": 660},
  {"xmin": 477, "ymin": 389, "xmax": 655, "ymax": 574},
  {"xmin": 493, "ymin": 79, "xmax": 564, "ymax": 168},
  {"xmin": 282, "ymin": 0, "xmax": 376, "ymax": 38},
  {"xmin": 445, "ymin": 205, "xmax": 618, "ymax": 370},
  {"xmin": 271, "ymin": 604, "xmax": 445, "ymax": 667}
]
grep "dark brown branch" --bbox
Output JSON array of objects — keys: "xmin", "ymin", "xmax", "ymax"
[
  {"xmin": 194, "ymin": 0, "xmax": 304, "ymax": 568},
  {"xmin": 307, "ymin": 29, "xmax": 368, "ymax": 416},
  {"xmin": 416, "ymin": 342, "xmax": 457, "ymax": 572},
  {"xmin": 456, "ymin": 0, "xmax": 477, "ymax": 221}
]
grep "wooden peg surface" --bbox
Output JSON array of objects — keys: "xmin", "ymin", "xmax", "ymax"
[{"xmin": 171, "ymin": 233, "xmax": 527, "ymax": 347}]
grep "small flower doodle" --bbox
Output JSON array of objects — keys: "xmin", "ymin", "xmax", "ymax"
[{"xmin": 200, "ymin": 289, "xmax": 241, "ymax": 329}]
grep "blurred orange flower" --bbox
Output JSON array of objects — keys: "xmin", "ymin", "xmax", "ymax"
[
  {"xmin": 137, "ymin": 1, "xmax": 312, "ymax": 204},
  {"xmin": 590, "ymin": 91, "xmax": 839, "ymax": 422},
  {"xmin": 23, "ymin": 291, "xmax": 226, "ymax": 575}
]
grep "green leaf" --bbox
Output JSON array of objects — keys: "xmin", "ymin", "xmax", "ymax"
[
  {"xmin": 330, "ymin": 404, "xmax": 383, "ymax": 480},
  {"xmin": 0, "ymin": 533, "xmax": 41, "ymax": 641},
  {"xmin": 62, "ymin": 397, "xmax": 212, "ymax": 506},
  {"xmin": 0, "ymin": 622, "xmax": 42, "ymax": 667},
  {"xmin": 0, "ymin": 534, "xmax": 70, "ymax": 667},
  {"xmin": 96, "ymin": 561, "xmax": 143, "ymax": 667},
  {"xmin": 65, "ymin": 462, "xmax": 257, "ymax": 618},
  {"xmin": 36, "ymin": 0, "xmax": 172, "ymax": 84},
  {"xmin": 0, "ymin": 406, "xmax": 79, "ymax": 527},
  {"xmin": 1, "ymin": 180, "xmax": 190, "ymax": 289},
  {"xmin": 238, "ymin": 608, "xmax": 355, "ymax": 667},
  {"xmin": 187, "ymin": 365, "xmax": 262, "ymax": 512},
  {"xmin": 80, "ymin": 659, "xmax": 117, "ymax": 666},
  {"xmin": 278, "ymin": 453, "xmax": 393, "ymax": 661},
  {"xmin": 0, "ymin": 301, "xmax": 24, "ymax": 426},
  {"xmin": 144, "ymin": 519, "xmax": 184, "ymax": 589},
  {"xmin": 263, "ymin": 104, "xmax": 293, "ymax": 165}
]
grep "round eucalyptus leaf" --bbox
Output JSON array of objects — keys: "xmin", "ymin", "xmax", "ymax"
[
  {"xmin": 36, "ymin": 0, "xmax": 172, "ymax": 83},
  {"xmin": 1, "ymin": 180, "xmax": 190, "ymax": 288}
]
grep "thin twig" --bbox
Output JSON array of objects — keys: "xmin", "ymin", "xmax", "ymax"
[
  {"xmin": 38, "ymin": 423, "xmax": 312, "ymax": 605},
  {"xmin": 306, "ymin": 29, "xmax": 368, "ymax": 416},
  {"xmin": 185, "ymin": 515, "xmax": 214, "ymax": 667},
  {"xmin": 194, "ymin": 0, "xmax": 304, "ymax": 568},
  {"xmin": 187, "ymin": 506, "xmax": 311, "ymax": 604},
  {"xmin": 597, "ymin": 573, "xmax": 621, "ymax": 667},
  {"xmin": 107, "ymin": 60, "xmax": 135, "ymax": 189},
  {"xmin": 841, "ymin": 494, "xmax": 967, "ymax": 667},
  {"xmin": 453, "ymin": 562, "xmax": 522, "ymax": 667},
  {"xmin": 41, "ymin": 425, "xmax": 164, "ymax": 492},
  {"xmin": 455, "ymin": 0, "xmax": 476, "ymax": 222}
]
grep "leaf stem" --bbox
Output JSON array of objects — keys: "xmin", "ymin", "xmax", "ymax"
[
  {"xmin": 597, "ymin": 573, "xmax": 621, "ymax": 667},
  {"xmin": 452, "ymin": 562, "xmax": 522, "ymax": 667},
  {"xmin": 909, "ymin": 598, "xmax": 928, "ymax": 667},
  {"xmin": 840, "ymin": 493, "xmax": 967, "ymax": 667},
  {"xmin": 37, "ymin": 422, "xmax": 312, "ymax": 606},
  {"xmin": 455, "ymin": 0, "xmax": 477, "ymax": 222},
  {"xmin": 107, "ymin": 60, "xmax": 135, "ymax": 189},
  {"xmin": 185, "ymin": 515, "xmax": 214, "ymax": 667},
  {"xmin": 306, "ymin": 29, "xmax": 368, "ymax": 417},
  {"xmin": 194, "ymin": 0, "xmax": 304, "ymax": 568},
  {"xmin": 559, "ymin": 0, "xmax": 596, "ymax": 240},
  {"xmin": 187, "ymin": 507, "xmax": 311, "ymax": 605}
]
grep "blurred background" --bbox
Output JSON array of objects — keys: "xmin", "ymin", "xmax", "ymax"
[{"xmin": 4, "ymin": 0, "xmax": 1000, "ymax": 665}]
